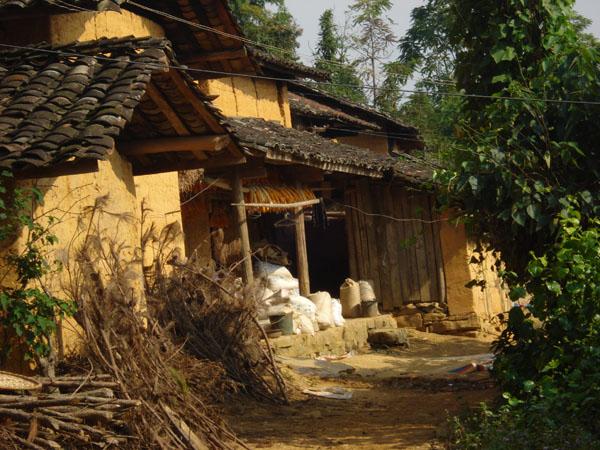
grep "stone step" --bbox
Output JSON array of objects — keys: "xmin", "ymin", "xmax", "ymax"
[{"xmin": 270, "ymin": 314, "xmax": 398, "ymax": 358}]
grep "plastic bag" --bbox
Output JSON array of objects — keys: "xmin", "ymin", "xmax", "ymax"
[
  {"xmin": 331, "ymin": 298, "xmax": 345, "ymax": 327},
  {"xmin": 289, "ymin": 295, "xmax": 317, "ymax": 322},
  {"xmin": 267, "ymin": 275, "xmax": 299, "ymax": 292},
  {"xmin": 308, "ymin": 291, "xmax": 333, "ymax": 329},
  {"xmin": 256, "ymin": 261, "xmax": 293, "ymax": 279}
]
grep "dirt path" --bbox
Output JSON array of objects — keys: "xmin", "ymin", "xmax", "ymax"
[{"xmin": 223, "ymin": 331, "xmax": 497, "ymax": 449}]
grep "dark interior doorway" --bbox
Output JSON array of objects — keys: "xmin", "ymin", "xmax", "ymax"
[{"xmin": 248, "ymin": 211, "xmax": 349, "ymax": 298}]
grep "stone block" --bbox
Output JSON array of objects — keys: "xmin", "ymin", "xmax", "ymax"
[
  {"xmin": 398, "ymin": 304, "xmax": 420, "ymax": 315},
  {"xmin": 422, "ymin": 312, "xmax": 447, "ymax": 324},
  {"xmin": 430, "ymin": 313, "xmax": 482, "ymax": 334},
  {"xmin": 367, "ymin": 328, "xmax": 409, "ymax": 348},
  {"xmin": 395, "ymin": 313, "xmax": 423, "ymax": 329},
  {"xmin": 270, "ymin": 315, "xmax": 398, "ymax": 358}
]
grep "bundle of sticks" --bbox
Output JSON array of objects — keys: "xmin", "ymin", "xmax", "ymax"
[{"xmin": 0, "ymin": 374, "xmax": 140, "ymax": 449}]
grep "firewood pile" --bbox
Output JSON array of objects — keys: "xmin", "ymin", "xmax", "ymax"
[
  {"xmin": 151, "ymin": 261, "xmax": 289, "ymax": 405},
  {"xmin": 0, "ymin": 375, "xmax": 140, "ymax": 449}
]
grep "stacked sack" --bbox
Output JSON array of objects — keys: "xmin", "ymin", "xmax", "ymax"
[
  {"xmin": 308, "ymin": 292, "xmax": 345, "ymax": 330},
  {"xmin": 256, "ymin": 261, "xmax": 318, "ymax": 335}
]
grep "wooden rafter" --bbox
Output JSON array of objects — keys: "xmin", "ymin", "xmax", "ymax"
[
  {"xmin": 168, "ymin": 70, "xmax": 224, "ymax": 133},
  {"xmin": 119, "ymin": 135, "xmax": 231, "ymax": 156},
  {"xmin": 145, "ymin": 83, "xmax": 190, "ymax": 137}
]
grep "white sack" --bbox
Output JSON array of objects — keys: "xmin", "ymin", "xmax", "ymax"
[
  {"xmin": 331, "ymin": 298, "xmax": 345, "ymax": 327},
  {"xmin": 308, "ymin": 291, "xmax": 334, "ymax": 329},
  {"xmin": 267, "ymin": 275, "xmax": 299, "ymax": 292},
  {"xmin": 256, "ymin": 261, "xmax": 293, "ymax": 279},
  {"xmin": 289, "ymin": 295, "xmax": 317, "ymax": 322},
  {"xmin": 294, "ymin": 313, "xmax": 316, "ymax": 335}
]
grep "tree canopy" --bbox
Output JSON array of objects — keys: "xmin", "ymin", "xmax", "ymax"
[
  {"xmin": 437, "ymin": 1, "xmax": 600, "ymax": 434},
  {"xmin": 229, "ymin": 0, "xmax": 302, "ymax": 58},
  {"xmin": 313, "ymin": 9, "xmax": 366, "ymax": 104}
]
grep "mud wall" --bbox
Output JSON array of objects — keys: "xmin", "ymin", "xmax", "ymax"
[
  {"xmin": 203, "ymin": 77, "xmax": 292, "ymax": 127},
  {"xmin": 439, "ymin": 218, "xmax": 511, "ymax": 320}
]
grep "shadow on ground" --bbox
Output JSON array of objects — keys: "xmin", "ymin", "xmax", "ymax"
[{"xmin": 222, "ymin": 330, "xmax": 497, "ymax": 449}]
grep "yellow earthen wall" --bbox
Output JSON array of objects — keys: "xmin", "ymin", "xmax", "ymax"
[
  {"xmin": 203, "ymin": 77, "xmax": 291, "ymax": 126},
  {"xmin": 439, "ymin": 218, "xmax": 511, "ymax": 320},
  {"xmin": 134, "ymin": 172, "xmax": 186, "ymax": 268},
  {"xmin": 48, "ymin": 10, "xmax": 164, "ymax": 44},
  {"xmin": 337, "ymin": 135, "xmax": 389, "ymax": 155},
  {"xmin": 1, "ymin": 151, "xmax": 144, "ymax": 370}
]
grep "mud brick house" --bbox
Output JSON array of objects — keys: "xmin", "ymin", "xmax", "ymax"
[
  {"xmin": 286, "ymin": 82, "xmax": 510, "ymax": 328},
  {"xmin": 183, "ymin": 76, "xmax": 510, "ymax": 334},
  {"xmin": 0, "ymin": 0, "xmax": 510, "ymax": 356},
  {"xmin": 0, "ymin": 0, "xmax": 264, "ymax": 367}
]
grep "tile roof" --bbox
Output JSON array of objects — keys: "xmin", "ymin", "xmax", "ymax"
[
  {"xmin": 288, "ymin": 92, "xmax": 380, "ymax": 130},
  {"xmin": 247, "ymin": 47, "xmax": 330, "ymax": 82},
  {"xmin": 0, "ymin": 0, "xmax": 256, "ymax": 75},
  {"xmin": 0, "ymin": 37, "xmax": 170, "ymax": 170},
  {"xmin": 0, "ymin": 0, "xmax": 328, "ymax": 82},
  {"xmin": 289, "ymin": 82, "xmax": 422, "ymax": 147},
  {"xmin": 227, "ymin": 117, "xmax": 435, "ymax": 186},
  {"xmin": 0, "ymin": 36, "xmax": 238, "ymax": 173}
]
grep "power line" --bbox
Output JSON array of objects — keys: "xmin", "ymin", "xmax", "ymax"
[
  {"xmin": 125, "ymin": 0, "xmax": 457, "ymax": 86},
  {"xmin": 1, "ymin": 42, "xmax": 599, "ymax": 107}
]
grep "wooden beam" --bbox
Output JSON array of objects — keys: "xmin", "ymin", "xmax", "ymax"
[
  {"xmin": 132, "ymin": 155, "xmax": 245, "ymax": 176},
  {"xmin": 145, "ymin": 83, "xmax": 190, "ymax": 136},
  {"xmin": 295, "ymin": 206, "xmax": 310, "ymax": 296},
  {"xmin": 15, "ymin": 159, "xmax": 99, "ymax": 180},
  {"xmin": 119, "ymin": 135, "xmax": 231, "ymax": 156},
  {"xmin": 231, "ymin": 199, "xmax": 321, "ymax": 209},
  {"xmin": 184, "ymin": 48, "xmax": 248, "ymax": 64},
  {"xmin": 232, "ymin": 168, "xmax": 254, "ymax": 285},
  {"xmin": 204, "ymin": 177, "xmax": 249, "ymax": 193}
]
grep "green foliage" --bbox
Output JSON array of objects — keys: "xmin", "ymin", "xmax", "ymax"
[
  {"xmin": 398, "ymin": 0, "xmax": 455, "ymax": 83},
  {"xmin": 448, "ymin": 401, "xmax": 600, "ymax": 449},
  {"xmin": 440, "ymin": 0, "xmax": 600, "ymax": 274},
  {"xmin": 398, "ymin": 90, "xmax": 462, "ymax": 155},
  {"xmin": 0, "ymin": 171, "xmax": 76, "ymax": 364},
  {"xmin": 493, "ymin": 209, "xmax": 600, "ymax": 423},
  {"xmin": 313, "ymin": 9, "xmax": 366, "ymax": 104},
  {"xmin": 229, "ymin": 0, "xmax": 301, "ymax": 58},
  {"xmin": 391, "ymin": 0, "xmax": 460, "ymax": 150},
  {"xmin": 433, "ymin": 0, "xmax": 600, "ymax": 443}
]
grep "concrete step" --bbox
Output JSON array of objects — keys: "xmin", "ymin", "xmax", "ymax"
[{"xmin": 270, "ymin": 314, "xmax": 398, "ymax": 358}]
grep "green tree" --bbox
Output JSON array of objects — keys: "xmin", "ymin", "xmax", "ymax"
[
  {"xmin": 438, "ymin": 0, "xmax": 600, "ymax": 429},
  {"xmin": 389, "ymin": 0, "xmax": 459, "ymax": 151},
  {"xmin": 229, "ymin": 0, "xmax": 301, "ymax": 58},
  {"xmin": 397, "ymin": 0, "xmax": 455, "ymax": 84},
  {"xmin": 349, "ymin": 0, "xmax": 397, "ymax": 104},
  {"xmin": 313, "ymin": 9, "xmax": 366, "ymax": 104}
]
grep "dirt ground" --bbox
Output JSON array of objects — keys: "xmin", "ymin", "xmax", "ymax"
[{"xmin": 222, "ymin": 330, "xmax": 498, "ymax": 450}]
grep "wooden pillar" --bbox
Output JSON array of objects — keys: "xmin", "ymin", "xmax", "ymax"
[
  {"xmin": 294, "ymin": 206, "xmax": 310, "ymax": 296},
  {"xmin": 232, "ymin": 168, "xmax": 254, "ymax": 284}
]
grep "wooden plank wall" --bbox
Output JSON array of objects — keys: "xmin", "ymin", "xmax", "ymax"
[{"xmin": 345, "ymin": 181, "xmax": 446, "ymax": 310}]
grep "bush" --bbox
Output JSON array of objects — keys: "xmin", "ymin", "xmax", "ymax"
[
  {"xmin": 448, "ymin": 401, "xmax": 600, "ymax": 450},
  {"xmin": 493, "ymin": 206, "xmax": 600, "ymax": 424},
  {"xmin": 0, "ymin": 171, "xmax": 76, "ymax": 365}
]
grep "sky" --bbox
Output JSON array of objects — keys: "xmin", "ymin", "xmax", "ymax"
[{"xmin": 286, "ymin": 0, "xmax": 600, "ymax": 65}]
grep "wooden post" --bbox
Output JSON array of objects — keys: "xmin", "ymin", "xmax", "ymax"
[
  {"xmin": 294, "ymin": 206, "xmax": 310, "ymax": 296},
  {"xmin": 232, "ymin": 168, "xmax": 254, "ymax": 285}
]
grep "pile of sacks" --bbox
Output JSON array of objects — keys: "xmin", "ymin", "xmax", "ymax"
[{"xmin": 256, "ymin": 261, "xmax": 345, "ymax": 335}]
